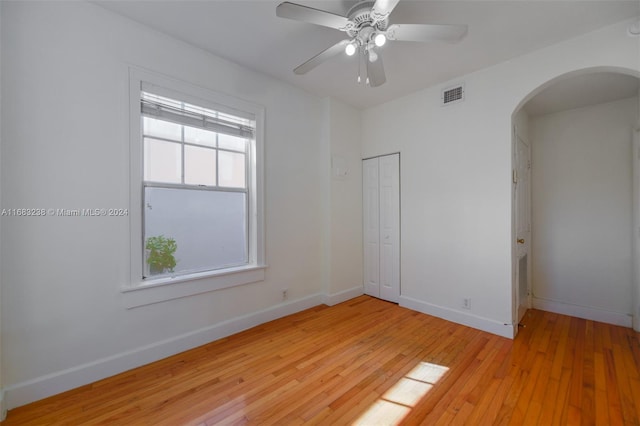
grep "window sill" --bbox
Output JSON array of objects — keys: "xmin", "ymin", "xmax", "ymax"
[{"xmin": 122, "ymin": 264, "xmax": 267, "ymax": 309}]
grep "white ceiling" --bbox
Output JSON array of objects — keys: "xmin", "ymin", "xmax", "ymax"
[{"xmin": 94, "ymin": 0, "xmax": 640, "ymax": 109}]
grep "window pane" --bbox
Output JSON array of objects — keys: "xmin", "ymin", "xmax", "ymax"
[
  {"xmin": 144, "ymin": 138, "xmax": 181, "ymax": 184},
  {"xmin": 144, "ymin": 187, "xmax": 247, "ymax": 276},
  {"xmin": 143, "ymin": 117, "xmax": 181, "ymax": 141},
  {"xmin": 185, "ymin": 145, "xmax": 216, "ymax": 186},
  {"xmin": 184, "ymin": 126, "xmax": 216, "ymax": 147},
  {"xmin": 219, "ymin": 151, "xmax": 246, "ymax": 188},
  {"xmin": 218, "ymin": 133, "xmax": 246, "ymax": 152}
]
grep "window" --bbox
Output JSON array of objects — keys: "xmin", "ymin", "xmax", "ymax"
[
  {"xmin": 141, "ymin": 92, "xmax": 252, "ymax": 277},
  {"xmin": 125, "ymin": 69, "xmax": 264, "ymax": 307}
]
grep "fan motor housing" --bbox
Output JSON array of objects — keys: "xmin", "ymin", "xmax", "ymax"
[{"xmin": 345, "ymin": 1, "xmax": 389, "ymax": 37}]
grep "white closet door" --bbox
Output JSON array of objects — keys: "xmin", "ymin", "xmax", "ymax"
[
  {"xmin": 363, "ymin": 154, "xmax": 400, "ymax": 302},
  {"xmin": 379, "ymin": 154, "xmax": 400, "ymax": 302},
  {"xmin": 363, "ymin": 158, "xmax": 380, "ymax": 298}
]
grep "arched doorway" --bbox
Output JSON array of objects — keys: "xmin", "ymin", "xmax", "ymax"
[{"xmin": 512, "ymin": 67, "xmax": 640, "ymax": 334}]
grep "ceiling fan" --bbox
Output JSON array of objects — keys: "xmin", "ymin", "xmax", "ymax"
[{"xmin": 276, "ymin": 0, "xmax": 468, "ymax": 87}]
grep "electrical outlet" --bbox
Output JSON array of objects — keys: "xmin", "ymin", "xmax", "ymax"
[
  {"xmin": 462, "ymin": 298, "xmax": 471, "ymax": 309},
  {"xmin": 282, "ymin": 288, "xmax": 288, "ymax": 300}
]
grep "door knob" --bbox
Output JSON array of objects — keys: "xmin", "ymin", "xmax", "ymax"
[{"xmin": 517, "ymin": 238, "xmax": 525, "ymax": 244}]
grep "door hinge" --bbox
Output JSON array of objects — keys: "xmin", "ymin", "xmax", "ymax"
[{"xmin": 512, "ymin": 169, "xmax": 518, "ymax": 184}]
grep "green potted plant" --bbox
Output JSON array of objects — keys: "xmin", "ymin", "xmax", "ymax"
[{"xmin": 145, "ymin": 235, "xmax": 177, "ymax": 275}]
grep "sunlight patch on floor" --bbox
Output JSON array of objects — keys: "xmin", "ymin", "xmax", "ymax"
[{"xmin": 352, "ymin": 362, "xmax": 449, "ymax": 425}]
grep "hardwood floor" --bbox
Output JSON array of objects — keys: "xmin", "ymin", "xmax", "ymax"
[{"xmin": 3, "ymin": 296, "xmax": 640, "ymax": 425}]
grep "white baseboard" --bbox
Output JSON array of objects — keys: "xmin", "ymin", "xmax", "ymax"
[
  {"xmin": 4, "ymin": 293, "xmax": 324, "ymax": 410},
  {"xmin": 399, "ymin": 296, "xmax": 515, "ymax": 339},
  {"xmin": 532, "ymin": 297, "xmax": 633, "ymax": 328},
  {"xmin": 323, "ymin": 286, "xmax": 364, "ymax": 306}
]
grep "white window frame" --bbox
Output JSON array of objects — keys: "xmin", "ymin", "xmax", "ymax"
[{"xmin": 123, "ymin": 68, "xmax": 265, "ymax": 308}]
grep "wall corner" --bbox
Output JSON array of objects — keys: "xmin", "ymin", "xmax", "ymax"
[
  {"xmin": 0, "ymin": 390, "xmax": 6, "ymax": 421},
  {"xmin": 320, "ymin": 97, "xmax": 332, "ymax": 297},
  {"xmin": 0, "ymin": 0, "xmax": 5, "ymax": 409}
]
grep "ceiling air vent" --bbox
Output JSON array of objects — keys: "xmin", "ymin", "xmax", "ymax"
[{"xmin": 441, "ymin": 84, "xmax": 465, "ymax": 106}]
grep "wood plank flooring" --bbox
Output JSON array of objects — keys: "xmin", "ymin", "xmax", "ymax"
[{"xmin": 3, "ymin": 296, "xmax": 640, "ymax": 425}]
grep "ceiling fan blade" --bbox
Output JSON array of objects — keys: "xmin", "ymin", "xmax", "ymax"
[
  {"xmin": 366, "ymin": 51, "xmax": 386, "ymax": 87},
  {"xmin": 386, "ymin": 23, "xmax": 468, "ymax": 43},
  {"xmin": 294, "ymin": 40, "xmax": 350, "ymax": 75},
  {"xmin": 276, "ymin": 2, "xmax": 349, "ymax": 30},
  {"xmin": 372, "ymin": 0, "xmax": 400, "ymax": 18}
]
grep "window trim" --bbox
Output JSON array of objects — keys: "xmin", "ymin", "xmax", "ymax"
[{"xmin": 124, "ymin": 68, "xmax": 265, "ymax": 308}]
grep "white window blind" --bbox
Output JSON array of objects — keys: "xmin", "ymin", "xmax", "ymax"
[{"xmin": 140, "ymin": 92, "xmax": 255, "ymax": 139}]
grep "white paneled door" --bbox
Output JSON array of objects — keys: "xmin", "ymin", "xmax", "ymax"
[
  {"xmin": 363, "ymin": 154, "xmax": 400, "ymax": 303},
  {"xmin": 515, "ymin": 132, "xmax": 531, "ymax": 324}
]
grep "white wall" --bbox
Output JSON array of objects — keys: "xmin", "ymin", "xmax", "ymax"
[
  {"xmin": 325, "ymin": 98, "xmax": 364, "ymax": 303},
  {"xmin": 362, "ymin": 18, "xmax": 639, "ymax": 338},
  {"xmin": 530, "ymin": 97, "xmax": 637, "ymax": 325},
  {"xmin": 0, "ymin": 1, "xmax": 349, "ymax": 408}
]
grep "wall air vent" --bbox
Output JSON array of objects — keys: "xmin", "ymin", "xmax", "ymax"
[{"xmin": 441, "ymin": 84, "xmax": 465, "ymax": 106}]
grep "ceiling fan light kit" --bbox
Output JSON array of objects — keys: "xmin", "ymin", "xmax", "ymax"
[{"xmin": 276, "ymin": 0, "xmax": 468, "ymax": 87}]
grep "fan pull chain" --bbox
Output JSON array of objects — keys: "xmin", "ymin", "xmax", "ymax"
[{"xmin": 357, "ymin": 45, "xmax": 362, "ymax": 84}]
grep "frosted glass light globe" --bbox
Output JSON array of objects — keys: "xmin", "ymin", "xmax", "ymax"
[
  {"xmin": 345, "ymin": 43, "xmax": 357, "ymax": 56},
  {"xmin": 374, "ymin": 33, "xmax": 387, "ymax": 47}
]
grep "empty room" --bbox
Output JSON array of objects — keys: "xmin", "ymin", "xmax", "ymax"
[{"xmin": 1, "ymin": 0, "xmax": 639, "ymax": 424}]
